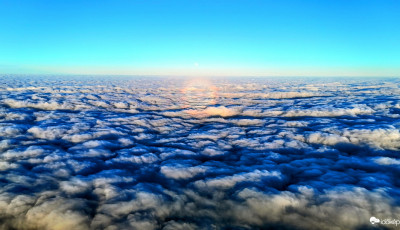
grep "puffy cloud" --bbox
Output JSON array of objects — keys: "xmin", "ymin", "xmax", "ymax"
[
  {"xmin": 60, "ymin": 178, "xmax": 92, "ymax": 195},
  {"xmin": 284, "ymin": 104, "xmax": 375, "ymax": 117},
  {"xmin": 0, "ymin": 161, "xmax": 19, "ymax": 171},
  {"xmin": 0, "ymin": 140, "xmax": 12, "ymax": 152},
  {"xmin": 230, "ymin": 118, "xmax": 265, "ymax": 126},
  {"xmin": 342, "ymin": 128, "xmax": 400, "ymax": 150},
  {"xmin": 62, "ymin": 133, "xmax": 94, "ymax": 143},
  {"xmin": 201, "ymin": 147, "xmax": 225, "ymax": 156},
  {"xmin": 27, "ymin": 126, "xmax": 67, "ymax": 140},
  {"xmin": 259, "ymin": 91, "xmax": 323, "ymax": 99},
  {"xmin": 161, "ymin": 165, "xmax": 208, "ymax": 180},
  {"xmin": 112, "ymin": 153, "xmax": 159, "ymax": 164},
  {"xmin": 186, "ymin": 106, "xmax": 241, "ymax": 117},
  {"xmin": 373, "ymin": 157, "xmax": 400, "ymax": 165},
  {"xmin": 3, "ymin": 99, "xmax": 75, "ymax": 110},
  {"xmin": 162, "ymin": 221, "xmax": 197, "ymax": 230},
  {"xmin": 0, "ymin": 125, "xmax": 24, "ymax": 137},
  {"xmin": 307, "ymin": 132, "xmax": 349, "ymax": 145},
  {"xmin": 0, "ymin": 76, "xmax": 399, "ymax": 230},
  {"xmin": 195, "ymin": 170, "xmax": 281, "ymax": 190},
  {"xmin": 2, "ymin": 146, "xmax": 46, "ymax": 160},
  {"xmin": 231, "ymin": 186, "xmax": 398, "ymax": 230}
]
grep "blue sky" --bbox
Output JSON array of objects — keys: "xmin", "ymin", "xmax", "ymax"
[{"xmin": 0, "ymin": 0, "xmax": 399, "ymax": 76}]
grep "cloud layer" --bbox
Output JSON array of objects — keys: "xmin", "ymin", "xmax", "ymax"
[{"xmin": 0, "ymin": 76, "xmax": 400, "ymax": 229}]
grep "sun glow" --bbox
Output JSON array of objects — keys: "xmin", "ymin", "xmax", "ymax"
[{"xmin": 181, "ymin": 78, "xmax": 219, "ymax": 113}]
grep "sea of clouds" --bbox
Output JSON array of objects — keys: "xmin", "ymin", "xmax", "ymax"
[{"xmin": 0, "ymin": 75, "xmax": 399, "ymax": 230}]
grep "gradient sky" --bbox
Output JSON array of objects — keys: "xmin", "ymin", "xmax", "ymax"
[{"xmin": 0, "ymin": 0, "xmax": 399, "ymax": 76}]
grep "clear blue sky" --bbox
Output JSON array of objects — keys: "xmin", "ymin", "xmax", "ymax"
[{"xmin": 0, "ymin": 0, "xmax": 399, "ymax": 76}]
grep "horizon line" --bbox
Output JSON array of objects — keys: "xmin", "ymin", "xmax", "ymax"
[{"xmin": 1, "ymin": 73, "xmax": 399, "ymax": 78}]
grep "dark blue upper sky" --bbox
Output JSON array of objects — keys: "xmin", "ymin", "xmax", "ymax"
[{"xmin": 0, "ymin": 0, "xmax": 399, "ymax": 76}]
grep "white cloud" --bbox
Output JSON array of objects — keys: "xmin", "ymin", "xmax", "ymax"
[
  {"xmin": 284, "ymin": 104, "xmax": 375, "ymax": 117},
  {"xmin": 373, "ymin": 157, "xmax": 400, "ymax": 165},
  {"xmin": 186, "ymin": 106, "xmax": 241, "ymax": 117},
  {"xmin": 0, "ymin": 125, "xmax": 23, "ymax": 137},
  {"xmin": 161, "ymin": 165, "xmax": 208, "ymax": 180},
  {"xmin": 343, "ymin": 128, "xmax": 400, "ymax": 150},
  {"xmin": 112, "ymin": 153, "xmax": 159, "ymax": 164},
  {"xmin": 195, "ymin": 170, "xmax": 281, "ymax": 189},
  {"xmin": 28, "ymin": 126, "xmax": 67, "ymax": 140},
  {"xmin": 2, "ymin": 146, "xmax": 45, "ymax": 160},
  {"xmin": 1, "ymin": 76, "xmax": 400, "ymax": 230}
]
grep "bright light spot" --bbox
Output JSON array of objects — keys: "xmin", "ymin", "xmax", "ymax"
[{"xmin": 181, "ymin": 78, "xmax": 218, "ymax": 110}]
